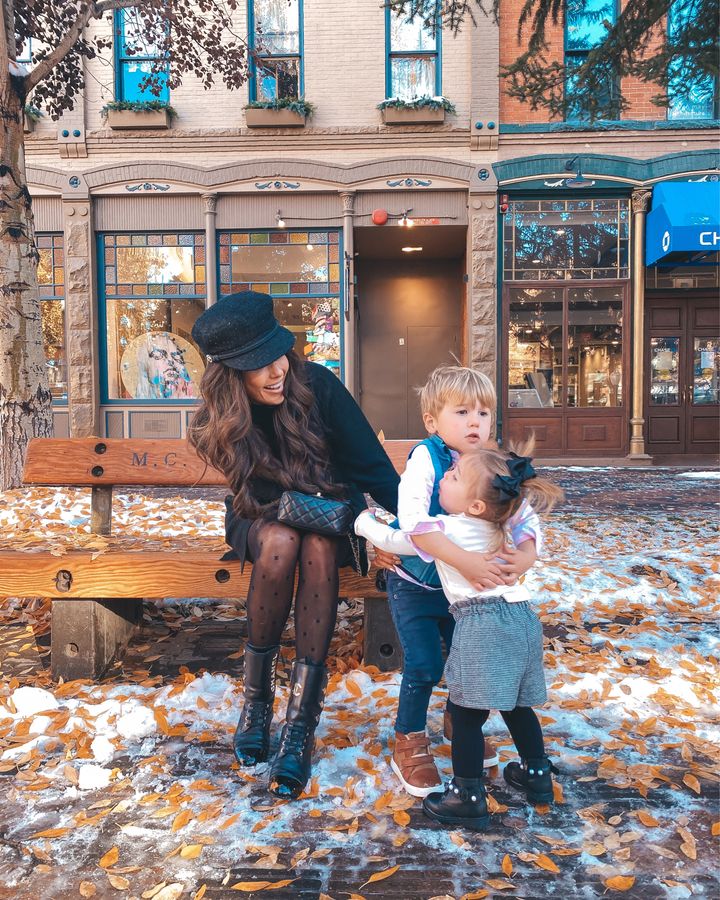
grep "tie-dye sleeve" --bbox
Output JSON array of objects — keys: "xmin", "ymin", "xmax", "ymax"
[{"xmin": 508, "ymin": 499, "xmax": 543, "ymax": 555}]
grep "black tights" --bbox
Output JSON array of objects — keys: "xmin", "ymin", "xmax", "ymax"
[
  {"xmin": 448, "ymin": 700, "xmax": 545, "ymax": 779},
  {"xmin": 245, "ymin": 520, "xmax": 341, "ymax": 665}
]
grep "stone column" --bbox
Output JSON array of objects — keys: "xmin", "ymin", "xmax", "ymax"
[
  {"xmin": 628, "ymin": 188, "xmax": 653, "ymax": 459},
  {"xmin": 202, "ymin": 193, "xmax": 218, "ymax": 306},
  {"xmin": 468, "ymin": 193, "xmax": 498, "ymax": 386},
  {"xmin": 339, "ymin": 191, "xmax": 356, "ymax": 397},
  {"xmin": 63, "ymin": 196, "xmax": 99, "ymax": 437}
]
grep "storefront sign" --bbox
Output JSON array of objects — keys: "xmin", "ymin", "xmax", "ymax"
[
  {"xmin": 397, "ymin": 217, "xmax": 440, "ymax": 226},
  {"xmin": 646, "ymin": 181, "xmax": 720, "ymax": 265}
]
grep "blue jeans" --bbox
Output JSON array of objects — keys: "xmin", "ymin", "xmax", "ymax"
[{"xmin": 386, "ymin": 571, "xmax": 455, "ymax": 734}]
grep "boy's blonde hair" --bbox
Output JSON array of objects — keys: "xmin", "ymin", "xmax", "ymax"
[{"xmin": 418, "ymin": 365, "xmax": 496, "ymax": 420}]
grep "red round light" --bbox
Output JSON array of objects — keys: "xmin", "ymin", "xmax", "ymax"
[{"xmin": 371, "ymin": 208, "xmax": 388, "ymax": 226}]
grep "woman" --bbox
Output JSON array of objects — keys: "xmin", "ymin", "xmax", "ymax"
[{"xmin": 189, "ymin": 291, "xmax": 399, "ymax": 799}]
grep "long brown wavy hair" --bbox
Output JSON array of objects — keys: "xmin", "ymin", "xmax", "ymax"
[{"xmin": 188, "ymin": 353, "xmax": 344, "ymax": 518}]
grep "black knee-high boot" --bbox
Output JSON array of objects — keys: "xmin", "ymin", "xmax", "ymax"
[
  {"xmin": 269, "ymin": 660, "xmax": 327, "ymax": 799},
  {"xmin": 233, "ymin": 645, "xmax": 279, "ymax": 766}
]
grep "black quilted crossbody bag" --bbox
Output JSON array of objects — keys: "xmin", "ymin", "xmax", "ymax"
[{"xmin": 277, "ymin": 490, "xmax": 354, "ymax": 537}]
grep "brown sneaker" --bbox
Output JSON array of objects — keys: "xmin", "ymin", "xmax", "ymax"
[
  {"xmin": 443, "ymin": 709, "xmax": 500, "ymax": 769},
  {"xmin": 391, "ymin": 731, "xmax": 442, "ymax": 798}
]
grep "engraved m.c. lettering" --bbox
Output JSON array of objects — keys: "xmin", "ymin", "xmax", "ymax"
[
  {"xmin": 164, "ymin": 452, "xmax": 177, "ymax": 466},
  {"xmin": 132, "ymin": 452, "xmax": 148, "ymax": 467}
]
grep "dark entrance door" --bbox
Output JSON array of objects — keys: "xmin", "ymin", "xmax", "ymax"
[
  {"xmin": 357, "ymin": 258, "xmax": 463, "ymax": 439},
  {"xmin": 645, "ymin": 297, "xmax": 720, "ymax": 455}
]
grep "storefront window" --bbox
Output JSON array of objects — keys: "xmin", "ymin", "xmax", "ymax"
[
  {"xmin": 102, "ymin": 234, "xmax": 206, "ymax": 400},
  {"xmin": 507, "ymin": 285, "xmax": 625, "ymax": 409},
  {"xmin": 568, "ymin": 288, "xmax": 623, "ymax": 407},
  {"xmin": 649, "ymin": 337, "xmax": 680, "ymax": 405},
  {"xmin": 694, "ymin": 338, "xmax": 720, "ymax": 404},
  {"xmin": 503, "ymin": 199, "xmax": 630, "ymax": 281},
  {"xmin": 508, "ymin": 289, "xmax": 562, "ymax": 408},
  {"xmin": 37, "ymin": 234, "xmax": 67, "ymax": 402},
  {"xmin": 219, "ymin": 230, "xmax": 342, "ymax": 374}
]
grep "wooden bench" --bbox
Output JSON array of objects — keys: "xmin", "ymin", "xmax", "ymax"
[{"xmin": 0, "ymin": 437, "xmax": 415, "ymax": 681}]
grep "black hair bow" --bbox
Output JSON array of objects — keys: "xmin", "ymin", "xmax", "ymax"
[{"xmin": 492, "ymin": 452, "xmax": 537, "ymax": 502}]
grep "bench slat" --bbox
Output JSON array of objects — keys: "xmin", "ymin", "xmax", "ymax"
[
  {"xmin": 22, "ymin": 438, "xmax": 416, "ymax": 487},
  {"xmin": 0, "ymin": 551, "xmax": 384, "ymax": 600},
  {"xmin": 23, "ymin": 438, "xmax": 226, "ymax": 487}
]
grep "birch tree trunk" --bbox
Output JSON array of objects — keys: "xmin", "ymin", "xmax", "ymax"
[{"xmin": 0, "ymin": 76, "xmax": 53, "ymax": 490}]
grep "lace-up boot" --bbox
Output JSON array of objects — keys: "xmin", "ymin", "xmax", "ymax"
[
  {"xmin": 269, "ymin": 660, "xmax": 327, "ymax": 799},
  {"xmin": 503, "ymin": 756, "xmax": 559, "ymax": 804},
  {"xmin": 233, "ymin": 645, "xmax": 279, "ymax": 766},
  {"xmin": 422, "ymin": 776, "xmax": 490, "ymax": 831}
]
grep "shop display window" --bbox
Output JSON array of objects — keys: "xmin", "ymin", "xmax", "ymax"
[
  {"xmin": 650, "ymin": 337, "xmax": 680, "ymax": 405},
  {"xmin": 693, "ymin": 338, "xmax": 720, "ymax": 404},
  {"xmin": 508, "ymin": 289, "xmax": 562, "ymax": 408},
  {"xmin": 503, "ymin": 199, "xmax": 629, "ymax": 281},
  {"xmin": 37, "ymin": 234, "xmax": 67, "ymax": 402},
  {"xmin": 507, "ymin": 285, "xmax": 625, "ymax": 409},
  {"xmin": 568, "ymin": 289, "xmax": 623, "ymax": 408},
  {"xmin": 219, "ymin": 230, "xmax": 342, "ymax": 374},
  {"xmin": 251, "ymin": 0, "xmax": 302, "ymax": 101},
  {"xmin": 102, "ymin": 234, "xmax": 206, "ymax": 401},
  {"xmin": 387, "ymin": 7, "xmax": 440, "ymax": 99}
]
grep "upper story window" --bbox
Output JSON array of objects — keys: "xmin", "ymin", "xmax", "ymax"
[
  {"xmin": 17, "ymin": 38, "xmax": 33, "ymax": 65},
  {"xmin": 503, "ymin": 199, "xmax": 630, "ymax": 281},
  {"xmin": 667, "ymin": 0, "xmax": 718, "ymax": 120},
  {"xmin": 564, "ymin": 0, "xmax": 618, "ymax": 121},
  {"xmin": 114, "ymin": 9, "xmax": 169, "ymax": 103},
  {"xmin": 250, "ymin": 0, "xmax": 302, "ymax": 101},
  {"xmin": 386, "ymin": 9, "xmax": 441, "ymax": 99}
]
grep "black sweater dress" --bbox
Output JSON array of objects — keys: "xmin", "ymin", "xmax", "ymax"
[{"xmin": 224, "ymin": 361, "xmax": 400, "ymax": 572}]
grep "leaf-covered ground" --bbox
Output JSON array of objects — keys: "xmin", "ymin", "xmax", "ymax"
[{"xmin": 0, "ymin": 468, "xmax": 718, "ymax": 900}]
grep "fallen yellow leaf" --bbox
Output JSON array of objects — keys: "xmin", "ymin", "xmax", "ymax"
[
  {"xmin": 107, "ymin": 874, "xmax": 130, "ymax": 890},
  {"xmin": 360, "ymin": 864, "xmax": 400, "ymax": 888},
  {"xmin": 683, "ymin": 773, "xmax": 701, "ymax": 794},
  {"xmin": 79, "ymin": 883, "xmax": 97, "ymax": 898},
  {"xmin": 604, "ymin": 875, "xmax": 636, "ymax": 892},
  {"xmin": 534, "ymin": 854, "xmax": 560, "ymax": 874},
  {"xmin": 637, "ymin": 810, "xmax": 660, "ymax": 827},
  {"xmin": 501, "ymin": 855, "xmax": 513, "ymax": 877},
  {"xmin": 180, "ymin": 844, "xmax": 203, "ymax": 860},
  {"xmin": 393, "ymin": 810, "xmax": 410, "ymax": 827},
  {"xmin": 99, "ymin": 847, "xmax": 119, "ymax": 869},
  {"xmin": 171, "ymin": 810, "xmax": 192, "ymax": 832}
]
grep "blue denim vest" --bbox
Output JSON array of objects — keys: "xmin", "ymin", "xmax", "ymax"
[{"xmin": 390, "ymin": 434, "xmax": 453, "ymax": 589}]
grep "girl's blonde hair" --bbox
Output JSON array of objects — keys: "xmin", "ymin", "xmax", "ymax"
[
  {"xmin": 418, "ymin": 365, "xmax": 496, "ymax": 419},
  {"xmin": 459, "ymin": 438, "xmax": 564, "ymax": 551}
]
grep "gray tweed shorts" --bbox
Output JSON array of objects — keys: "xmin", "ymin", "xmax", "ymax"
[{"xmin": 444, "ymin": 597, "xmax": 547, "ymax": 710}]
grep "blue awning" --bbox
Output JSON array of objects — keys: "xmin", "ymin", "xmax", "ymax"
[{"xmin": 645, "ymin": 181, "xmax": 720, "ymax": 266}]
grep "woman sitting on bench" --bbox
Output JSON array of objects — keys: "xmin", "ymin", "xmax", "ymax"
[{"xmin": 189, "ymin": 292, "xmax": 399, "ymax": 799}]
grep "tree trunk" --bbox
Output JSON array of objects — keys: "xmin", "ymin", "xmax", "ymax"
[{"xmin": 0, "ymin": 78, "xmax": 53, "ymax": 490}]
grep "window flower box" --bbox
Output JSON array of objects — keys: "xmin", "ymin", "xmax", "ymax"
[
  {"xmin": 245, "ymin": 107, "xmax": 306, "ymax": 128},
  {"xmin": 102, "ymin": 102, "xmax": 175, "ymax": 130},
  {"xmin": 24, "ymin": 105, "xmax": 42, "ymax": 134},
  {"xmin": 378, "ymin": 96, "xmax": 455, "ymax": 126},
  {"xmin": 244, "ymin": 99, "xmax": 313, "ymax": 129}
]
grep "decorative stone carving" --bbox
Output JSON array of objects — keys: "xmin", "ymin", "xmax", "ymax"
[
  {"xmin": 66, "ymin": 221, "xmax": 88, "ymax": 257},
  {"xmin": 339, "ymin": 191, "xmax": 356, "ymax": 214},
  {"xmin": 202, "ymin": 193, "xmax": 218, "ymax": 214},
  {"xmin": 631, "ymin": 188, "xmax": 652, "ymax": 214}
]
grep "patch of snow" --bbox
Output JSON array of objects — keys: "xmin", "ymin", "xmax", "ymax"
[{"xmin": 78, "ymin": 764, "xmax": 112, "ymax": 791}]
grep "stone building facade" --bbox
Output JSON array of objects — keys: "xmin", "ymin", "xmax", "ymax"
[{"xmin": 24, "ymin": 1, "xmax": 720, "ymax": 458}]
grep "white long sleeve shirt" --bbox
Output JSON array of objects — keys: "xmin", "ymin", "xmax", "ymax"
[{"xmin": 355, "ymin": 510, "xmax": 532, "ymax": 605}]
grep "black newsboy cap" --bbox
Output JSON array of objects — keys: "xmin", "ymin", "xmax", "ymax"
[{"xmin": 192, "ymin": 291, "xmax": 295, "ymax": 371}]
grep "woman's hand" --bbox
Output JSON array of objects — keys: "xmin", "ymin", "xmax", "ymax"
[{"xmin": 369, "ymin": 545, "xmax": 401, "ymax": 571}]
